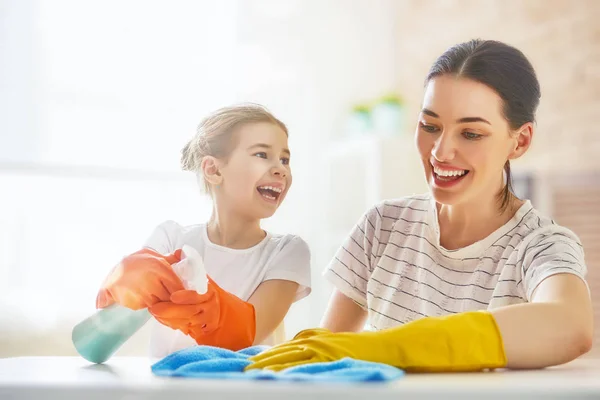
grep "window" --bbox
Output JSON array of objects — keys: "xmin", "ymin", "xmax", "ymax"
[{"xmin": 0, "ymin": 0, "xmax": 238, "ymax": 335}]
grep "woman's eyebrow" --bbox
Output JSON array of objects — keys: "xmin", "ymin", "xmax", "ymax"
[
  {"xmin": 421, "ymin": 108, "xmax": 491, "ymax": 125},
  {"xmin": 457, "ymin": 116, "xmax": 491, "ymax": 125}
]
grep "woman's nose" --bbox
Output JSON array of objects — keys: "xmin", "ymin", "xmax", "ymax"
[{"xmin": 432, "ymin": 133, "xmax": 456, "ymax": 162}]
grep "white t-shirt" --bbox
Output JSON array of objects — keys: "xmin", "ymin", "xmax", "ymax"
[
  {"xmin": 324, "ymin": 193, "xmax": 588, "ymax": 331},
  {"xmin": 144, "ymin": 220, "xmax": 312, "ymax": 358}
]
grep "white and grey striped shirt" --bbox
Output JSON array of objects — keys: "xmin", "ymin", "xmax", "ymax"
[{"xmin": 323, "ymin": 193, "xmax": 588, "ymax": 331}]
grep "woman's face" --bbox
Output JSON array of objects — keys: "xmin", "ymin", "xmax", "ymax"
[{"xmin": 415, "ymin": 75, "xmax": 531, "ymax": 208}]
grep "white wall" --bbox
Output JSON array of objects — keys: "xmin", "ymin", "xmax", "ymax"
[
  {"xmin": 232, "ymin": 0, "xmax": 404, "ymax": 337},
  {"xmin": 0, "ymin": 0, "xmax": 403, "ymax": 357}
]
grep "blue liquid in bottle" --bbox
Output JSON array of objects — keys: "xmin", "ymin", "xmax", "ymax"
[{"xmin": 71, "ymin": 304, "xmax": 151, "ymax": 364}]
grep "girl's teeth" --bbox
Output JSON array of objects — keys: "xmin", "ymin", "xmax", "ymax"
[{"xmin": 259, "ymin": 185, "xmax": 282, "ymax": 193}]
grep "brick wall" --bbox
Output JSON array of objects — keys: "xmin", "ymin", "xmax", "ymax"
[{"xmin": 394, "ymin": 0, "xmax": 600, "ymax": 171}]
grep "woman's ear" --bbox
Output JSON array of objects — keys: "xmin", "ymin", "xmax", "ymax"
[
  {"xmin": 508, "ymin": 122, "xmax": 534, "ymax": 161},
  {"xmin": 200, "ymin": 156, "xmax": 223, "ymax": 186}
]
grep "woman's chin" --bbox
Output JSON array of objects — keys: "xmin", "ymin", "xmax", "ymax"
[{"xmin": 429, "ymin": 184, "xmax": 468, "ymax": 206}]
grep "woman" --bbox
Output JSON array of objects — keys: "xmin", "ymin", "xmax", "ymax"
[{"xmin": 246, "ymin": 39, "xmax": 593, "ymax": 372}]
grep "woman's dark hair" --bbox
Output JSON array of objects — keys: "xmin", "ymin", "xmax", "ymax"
[{"xmin": 425, "ymin": 39, "xmax": 541, "ymax": 212}]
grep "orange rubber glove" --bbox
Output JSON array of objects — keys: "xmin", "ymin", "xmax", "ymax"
[
  {"xmin": 96, "ymin": 248, "xmax": 185, "ymax": 311},
  {"xmin": 148, "ymin": 276, "xmax": 256, "ymax": 351}
]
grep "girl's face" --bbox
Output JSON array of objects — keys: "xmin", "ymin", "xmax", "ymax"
[
  {"xmin": 214, "ymin": 122, "xmax": 292, "ymax": 220},
  {"xmin": 415, "ymin": 75, "xmax": 531, "ymax": 208}
]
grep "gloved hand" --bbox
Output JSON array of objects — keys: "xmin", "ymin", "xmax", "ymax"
[
  {"xmin": 148, "ymin": 276, "xmax": 256, "ymax": 351},
  {"xmin": 245, "ymin": 311, "xmax": 507, "ymax": 373},
  {"xmin": 96, "ymin": 248, "xmax": 185, "ymax": 311}
]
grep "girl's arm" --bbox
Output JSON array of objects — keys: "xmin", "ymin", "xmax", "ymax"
[
  {"xmin": 492, "ymin": 273, "xmax": 593, "ymax": 369},
  {"xmin": 248, "ymin": 279, "xmax": 299, "ymax": 344}
]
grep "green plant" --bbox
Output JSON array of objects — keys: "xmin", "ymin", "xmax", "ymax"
[
  {"xmin": 351, "ymin": 104, "xmax": 371, "ymax": 114},
  {"xmin": 377, "ymin": 93, "xmax": 404, "ymax": 106}
]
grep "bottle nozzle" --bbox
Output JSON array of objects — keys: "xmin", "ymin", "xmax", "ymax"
[{"xmin": 176, "ymin": 245, "xmax": 208, "ymax": 294}]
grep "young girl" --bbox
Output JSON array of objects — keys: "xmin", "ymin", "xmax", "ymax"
[
  {"xmin": 95, "ymin": 104, "xmax": 312, "ymax": 358},
  {"xmin": 247, "ymin": 40, "xmax": 593, "ymax": 372}
]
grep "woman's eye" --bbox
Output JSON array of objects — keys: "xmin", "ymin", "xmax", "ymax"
[
  {"xmin": 254, "ymin": 152, "xmax": 268, "ymax": 159},
  {"xmin": 463, "ymin": 131, "xmax": 482, "ymax": 140},
  {"xmin": 419, "ymin": 122, "xmax": 439, "ymax": 133}
]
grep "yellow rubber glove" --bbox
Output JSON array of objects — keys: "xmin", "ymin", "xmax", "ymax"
[{"xmin": 245, "ymin": 311, "xmax": 507, "ymax": 373}]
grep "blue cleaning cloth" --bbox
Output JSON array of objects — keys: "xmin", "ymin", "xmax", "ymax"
[{"xmin": 151, "ymin": 345, "xmax": 404, "ymax": 382}]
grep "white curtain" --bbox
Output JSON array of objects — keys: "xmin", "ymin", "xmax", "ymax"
[
  {"xmin": 0, "ymin": 0, "xmax": 237, "ymax": 337},
  {"xmin": 0, "ymin": 0, "xmax": 403, "ymax": 355}
]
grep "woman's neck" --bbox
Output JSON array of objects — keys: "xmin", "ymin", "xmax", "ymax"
[
  {"xmin": 206, "ymin": 206, "xmax": 265, "ymax": 249},
  {"xmin": 437, "ymin": 192, "xmax": 523, "ymax": 250}
]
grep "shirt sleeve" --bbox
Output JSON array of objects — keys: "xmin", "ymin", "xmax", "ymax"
[
  {"xmin": 142, "ymin": 220, "xmax": 183, "ymax": 255},
  {"xmin": 263, "ymin": 235, "xmax": 312, "ymax": 302},
  {"xmin": 521, "ymin": 226, "xmax": 589, "ymax": 300},
  {"xmin": 322, "ymin": 203, "xmax": 383, "ymax": 309}
]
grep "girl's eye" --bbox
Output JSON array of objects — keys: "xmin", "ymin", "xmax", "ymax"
[
  {"xmin": 463, "ymin": 131, "xmax": 483, "ymax": 140},
  {"xmin": 254, "ymin": 152, "xmax": 268, "ymax": 159},
  {"xmin": 419, "ymin": 122, "xmax": 439, "ymax": 133},
  {"xmin": 281, "ymin": 157, "xmax": 290, "ymax": 165}
]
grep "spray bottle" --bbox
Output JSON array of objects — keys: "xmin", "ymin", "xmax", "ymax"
[{"xmin": 71, "ymin": 245, "xmax": 207, "ymax": 364}]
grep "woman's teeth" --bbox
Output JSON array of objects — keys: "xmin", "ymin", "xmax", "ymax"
[{"xmin": 433, "ymin": 166, "xmax": 467, "ymax": 177}]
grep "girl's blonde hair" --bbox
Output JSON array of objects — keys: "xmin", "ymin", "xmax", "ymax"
[{"xmin": 181, "ymin": 103, "xmax": 288, "ymax": 193}]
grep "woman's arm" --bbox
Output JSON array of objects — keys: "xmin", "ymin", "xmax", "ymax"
[
  {"xmin": 320, "ymin": 289, "xmax": 368, "ymax": 333},
  {"xmin": 492, "ymin": 273, "xmax": 593, "ymax": 369},
  {"xmin": 246, "ymin": 275, "xmax": 593, "ymax": 372},
  {"xmin": 248, "ymin": 279, "xmax": 299, "ymax": 344}
]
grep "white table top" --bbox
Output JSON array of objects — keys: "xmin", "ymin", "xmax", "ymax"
[{"xmin": 0, "ymin": 356, "xmax": 599, "ymax": 400}]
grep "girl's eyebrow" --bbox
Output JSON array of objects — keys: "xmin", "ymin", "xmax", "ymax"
[{"xmin": 247, "ymin": 143, "xmax": 291, "ymax": 156}]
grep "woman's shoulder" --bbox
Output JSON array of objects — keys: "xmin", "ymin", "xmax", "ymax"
[
  {"xmin": 365, "ymin": 193, "xmax": 433, "ymax": 223},
  {"xmin": 514, "ymin": 204, "xmax": 583, "ymax": 249}
]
